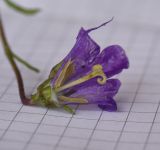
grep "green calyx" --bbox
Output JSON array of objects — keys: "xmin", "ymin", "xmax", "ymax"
[
  {"xmin": 31, "ymin": 61, "xmax": 75, "ymax": 114},
  {"xmin": 31, "ymin": 61, "xmax": 63, "ymax": 107},
  {"xmin": 31, "ymin": 78, "xmax": 57, "ymax": 107},
  {"xmin": 49, "ymin": 61, "xmax": 63, "ymax": 78}
]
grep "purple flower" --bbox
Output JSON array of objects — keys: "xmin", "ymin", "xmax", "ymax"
[{"xmin": 31, "ymin": 19, "xmax": 129, "ymax": 113}]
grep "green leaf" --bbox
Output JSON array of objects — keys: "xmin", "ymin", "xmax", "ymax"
[
  {"xmin": 13, "ymin": 52, "xmax": 39, "ymax": 73},
  {"xmin": 4, "ymin": 0, "xmax": 40, "ymax": 15}
]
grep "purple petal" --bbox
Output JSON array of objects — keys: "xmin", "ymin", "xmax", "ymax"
[
  {"xmin": 64, "ymin": 79, "xmax": 121, "ymax": 105},
  {"xmin": 95, "ymin": 45, "xmax": 129, "ymax": 77},
  {"xmin": 98, "ymin": 98, "xmax": 117, "ymax": 111},
  {"xmin": 51, "ymin": 28, "xmax": 100, "ymax": 86},
  {"xmin": 63, "ymin": 19, "xmax": 114, "ymax": 77},
  {"xmin": 68, "ymin": 28, "xmax": 100, "ymax": 62},
  {"xmin": 66, "ymin": 28, "xmax": 101, "ymax": 77}
]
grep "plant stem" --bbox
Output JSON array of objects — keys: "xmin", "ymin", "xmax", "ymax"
[{"xmin": 0, "ymin": 15, "xmax": 31, "ymax": 105}]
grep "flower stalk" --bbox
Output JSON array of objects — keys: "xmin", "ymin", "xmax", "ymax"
[
  {"xmin": 0, "ymin": 8, "xmax": 40, "ymax": 106},
  {"xmin": 0, "ymin": 16, "xmax": 30, "ymax": 104},
  {"xmin": 0, "ymin": 1, "xmax": 40, "ymax": 105}
]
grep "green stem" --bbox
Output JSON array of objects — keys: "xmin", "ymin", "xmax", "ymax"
[
  {"xmin": 0, "ymin": 15, "xmax": 31, "ymax": 105},
  {"xmin": 13, "ymin": 52, "xmax": 39, "ymax": 73}
]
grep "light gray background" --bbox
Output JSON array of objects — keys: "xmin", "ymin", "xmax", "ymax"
[{"xmin": 0, "ymin": 0, "xmax": 160, "ymax": 150}]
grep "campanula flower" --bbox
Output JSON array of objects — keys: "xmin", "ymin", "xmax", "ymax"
[{"xmin": 31, "ymin": 20, "xmax": 129, "ymax": 113}]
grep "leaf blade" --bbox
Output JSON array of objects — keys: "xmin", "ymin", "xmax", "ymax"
[
  {"xmin": 13, "ymin": 52, "xmax": 40, "ymax": 73},
  {"xmin": 4, "ymin": 0, "xmax": 40, "ymax": 15}
]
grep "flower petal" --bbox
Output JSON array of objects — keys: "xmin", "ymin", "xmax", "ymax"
[
  {"xmin": 52, "ymin": 28, "xmax": 100, "ymax": 86},
  {"xmin": 98, "ymin": 98, "xmax": 117, "ymax": 111},
  {"xmin": 62, "ymin": 79, "xmax": 121, "ymax": 106},
  {"xmin": 95, "ymin": 45, "xmax": 129, "ymax": 77},
  {"xmin": 66, "ymin": 28, "xmax": 101, "ymax": 79},
  {"xmin": 68, "ymin": 28, "xmax": 100, "ymax": 63}
]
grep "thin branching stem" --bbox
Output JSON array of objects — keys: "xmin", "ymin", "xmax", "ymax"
[{"xmin": 0, "ymin": 14, "xmax": 31, "ymax": 105}]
